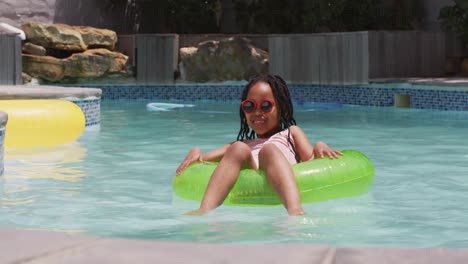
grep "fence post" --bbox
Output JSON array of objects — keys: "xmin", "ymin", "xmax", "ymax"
[
  {"xmin": 0, "ymin": 34, "xmax": 22, "ymax": 85},
  {"xmin": 136, "ymin": 34, "xmax": 179, "ymax": 84},
  {"xmin": 269, "ymin": 32, "xmax": 369, "ymax": 85}
]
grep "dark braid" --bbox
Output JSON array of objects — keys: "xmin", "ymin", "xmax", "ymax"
[{"xmin": 236, "ymin": 74, "xmax": 301, "ymax": 162}]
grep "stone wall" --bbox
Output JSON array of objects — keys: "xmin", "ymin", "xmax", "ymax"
[
  {"xmin": 0, "ymin": 0, "xmax": 56, "ymax": 28},
  {"xmin": 54, "ymin": 0, "xmax": 134, "ymax": 34},
  {"xmin": 0, "ymin": 0, "xmax": 131, "ymax": 34}
]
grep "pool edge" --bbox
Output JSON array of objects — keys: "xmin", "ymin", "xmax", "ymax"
[{"xmin": 1, "ymin": 228, "xmax": 467, "ymax": 263}]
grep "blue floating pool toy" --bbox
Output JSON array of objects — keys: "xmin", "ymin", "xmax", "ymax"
[{"xmin": 146, "ymin": 102, "xmax": 194, "ymax": 112}]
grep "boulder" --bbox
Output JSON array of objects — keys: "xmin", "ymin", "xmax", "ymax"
[
  {"xmin": 20, "ymin": 22, "xmax": 126, "ymax": 82},
  {"xmin": 22, "ymin": 42, "xmax": 47, "ymax": 56},
  {"xmin": 82, "ymin": 49, "xmax": 128, "ymax": 73},
  {"xmin": 75, "ymin": 26, "xmax": 117, "ymax": 50},
  {"xmin": 64, "ymin": 49, "xmax": 128, "ymax": 78},
  {"xmin": 21, "ymin": 22, "xmax": 117, "ymax": 51},
  {"xmin": 63, "ymin": 52, "xmax": 110, "ymax": 78},
  {"xmin": 22, "ymin": 49, "xmax": 128, "ymax": 81},
  {"xmin": 21, "ymin": 22, "xmax": 87, "ymax": 51},
  {"xmin": 22, "ymin": 54, "xmax": 65, "ymax": 81},
  {"xmin": 22, "ymin": 72, "xmax": 32, "ymax": 84},
  {"xmin": 179, "ymin": 37, "xmax": 269, "ymax": 82}
]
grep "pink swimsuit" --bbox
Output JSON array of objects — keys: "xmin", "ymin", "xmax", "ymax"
[{"xmin": 243, "ymin": 129, "xmax": 297, "ymax": 167}]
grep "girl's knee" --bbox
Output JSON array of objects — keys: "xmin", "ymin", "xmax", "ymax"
[
  {"xmin": 258, "ymin": 143, "xmax": 280, "ymax": 158},
  {"xmin": 225, "ymin": 141, "xmax": 251, "ymax": 161},
  {"xmin": 259, "ymin": 143, "xmax": 289, "ymax": 168},
  {"xmin": 229, "ymin": 141, "xmax": 250, "ymax": 151}
]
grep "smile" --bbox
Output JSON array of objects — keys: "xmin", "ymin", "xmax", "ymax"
[{"xmin": 252, "ymin": 119, "xmax": 265, "ymax": 124}]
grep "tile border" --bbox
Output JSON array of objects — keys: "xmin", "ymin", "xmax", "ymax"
[{"xmin": 86, "ymin": 84, "xmax": 468, "ymax": 111}]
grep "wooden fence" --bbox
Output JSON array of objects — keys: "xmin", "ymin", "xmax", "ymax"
[
  {"xmin": 269, "ymin": 31, "xmax": 446, "ymax": 85},
  {"xmin": 0, "ymin": 34, "xmax": 22, "ymax": 85},
  {"xmin": 269, "ymin": 32, "xmax": 368, "ymax": 85},
  {"xmin": 118, "ymin": 34, "xmax": 179, "ymax": 84},
  {"xmin": 1, "ymin": 31, "xmax": 449, "ymax": 86},
  {"xmin": 368, "ymin": 31, "xmax": 445, "ymax": 78}
]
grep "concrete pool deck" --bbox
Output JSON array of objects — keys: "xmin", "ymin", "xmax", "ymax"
[
  {"xmin": 1, "ymin": 80, "xmax": 468, "ymax": 263},
  {"xmin": 2, "ymin": 228, "xmax": 468, "ymax": 264},
  {"xmin": 0, "ymin": 85, "xmax": 101, "ymax": 99},
  {"xmin": 370, "ymin": 77, "xmax": 468, "ymax": 91}
]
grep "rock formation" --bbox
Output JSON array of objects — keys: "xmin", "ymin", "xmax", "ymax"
[
  {"xmin": 179, "ymin": 37, "xmax": 269, "ymax": 82},
  {"xmin": 21, "ymin": 22, "xmax": 128, "ymax": 83}
]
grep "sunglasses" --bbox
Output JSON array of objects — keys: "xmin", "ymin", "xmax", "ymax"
[{"xmin": 241, "ymin": 99, "xmax": 275, "ymax": 113}]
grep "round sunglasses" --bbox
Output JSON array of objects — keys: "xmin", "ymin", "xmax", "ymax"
[{"xmin": 241, "ymin": 99, "xmax": 275, "ymax": 113}]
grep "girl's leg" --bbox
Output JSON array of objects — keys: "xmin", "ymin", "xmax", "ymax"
[
  {"xmin": 198, "ymin": 141, "xmax": 256, "ymax": 213},
  {"xmin": 258, "ymin": 143, "xmax": 304, "ymax": 215}
]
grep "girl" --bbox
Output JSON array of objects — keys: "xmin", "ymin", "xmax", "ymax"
[{"xmin": 176, "ymin": 74, "xmax": 342, "ymax": 215}]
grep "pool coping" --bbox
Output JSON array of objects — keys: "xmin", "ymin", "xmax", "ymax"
[
  {"xmin": 369, "ymin": 77, "xmax": 468, "ymax": 91},
  {"xmin": 2, "ymin": 228, "xmax": 468, "ymax": 263},
  {"xmin": 0, "ymin": 85, "xmax": 101, "ymax": 100}
]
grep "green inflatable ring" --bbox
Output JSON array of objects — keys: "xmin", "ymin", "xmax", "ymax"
[{"xmin": 173, "ymin": 150, "xmax": 374, "ymax": 206}]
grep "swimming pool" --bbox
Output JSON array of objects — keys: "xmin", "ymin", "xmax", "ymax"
[{"xmin": 1, "ymin": 99, "xmax": 468, "ymax": 248}]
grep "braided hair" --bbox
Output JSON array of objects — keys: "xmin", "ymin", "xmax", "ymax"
[{"xmin": 236, "ymin": 74, "xmax": 300, "ymax": 162}]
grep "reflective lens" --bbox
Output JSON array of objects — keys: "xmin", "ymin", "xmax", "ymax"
[
  {"xmin": 241, "ymin": 99, "xmax": 274, "ymax": 113},
  {"xmin": 241, "ymin": 100, "xmax": 256, "ymax": 113},
  {"xmin": 260, "ymin": 100, "xmax": 273, "ymax": 113}
]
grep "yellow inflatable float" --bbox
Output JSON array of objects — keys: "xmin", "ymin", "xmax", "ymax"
[{"xmin": 0, "ymin": 99, "xmax": 85, "ymax": 147}]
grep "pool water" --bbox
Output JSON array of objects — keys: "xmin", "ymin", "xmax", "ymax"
[{"xmin": 1, "ymin": 100, "xmax": 468, "ymax": 248}]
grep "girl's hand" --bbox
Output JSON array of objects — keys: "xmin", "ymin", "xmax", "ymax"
[
  {"xmin": 313, "ymin": 141, "xmax": 342, "ymax": 159},
  {"xmin": 176, "ymin": 148, "xmax": 203, "ymax": 175}
]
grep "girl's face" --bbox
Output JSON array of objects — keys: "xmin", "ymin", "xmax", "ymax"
[{"xmin": 243, "ymin": 81, "xmax": 280, "ymax": 138}]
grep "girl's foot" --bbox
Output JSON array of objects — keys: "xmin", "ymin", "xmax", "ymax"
[
  {"xmin": 183, "ymin": 208, "xmax": 209, "ymax": 216},
  {"xmin": 287, "ymin": 207, "xmax": 305, "ymax": 216}
]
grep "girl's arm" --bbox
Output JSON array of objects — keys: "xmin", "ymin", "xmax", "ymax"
[
  {"xmin": 176, "ymin": 143, "xmax": 231, "ymax": 175},
  {"xmin": 312, "ymin": 141, "xmax": 342, "ymax": 159},
  {"xmin": 290, "ymin": 126, "xmax": 342, "ymax": 161},
  {"xmin": 289, "ymin": 126, "xmax": 314, "ymax": 161}
]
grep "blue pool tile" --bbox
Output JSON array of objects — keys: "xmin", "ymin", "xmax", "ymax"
[{"xmin": 75, "ymin": 84, "xmax": 468, "ymax": 112}]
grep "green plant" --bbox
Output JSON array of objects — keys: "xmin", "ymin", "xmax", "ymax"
[
  {"xmin": 439, "ymin": 0, "xmax": 468, "ymax": 44},
  {"xmin": 233, "ymin": 0, "xmax": 422, "ymax": 34},
  {"xmin": 125, "ymin": 0, "xmax": 220, "ymax": 33}
]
